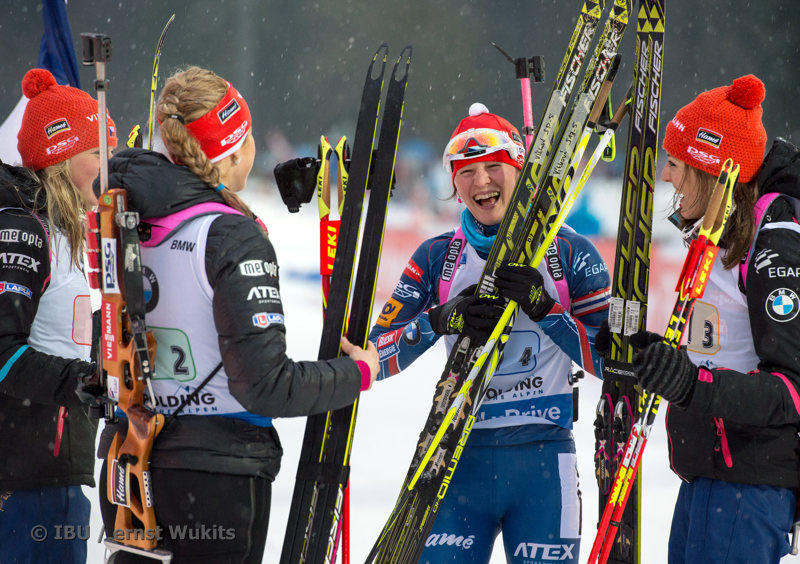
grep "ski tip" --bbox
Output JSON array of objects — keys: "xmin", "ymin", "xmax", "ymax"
[
  {"xmin": 368, "ymin": 43, "xmax": 390, "ymax": 80},
  {"xmin": 392, "ymin": 46, "xmax": 413, "ymax": 81},
  {"xmin": 374, "ymin": 43, "xmax": 390, "ymax": 59}
]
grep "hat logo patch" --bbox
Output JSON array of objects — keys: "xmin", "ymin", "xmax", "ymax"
[
  {"xmin": 670, "ymin": 118, "xmax": 685, "ymax": 132},
  {"xmin": 696, "ymin": 128, "xmax": 722, "ymax": 148},
  {"xmin": 217, "ymin": 99, "xmax": 241, "ymax": 124},
  {"xmin": 686, "ymin": 145, "xmax": 720, "ymax": 165},
  {"xmin": 44, "ymin": 118, "xmax": 70, "ymax": 139},
  {"xmin": 45, "ymin": 135, "xmax": 79, "ymax": 155}
]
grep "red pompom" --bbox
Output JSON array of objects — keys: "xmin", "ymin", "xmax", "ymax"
[
  {"xmin": 728, "ymin": 74, "xmax": 765, "ymax": 109},
  {"xmin": 21, "ymin": 68, "xmax": 57, "ymax": 99}
]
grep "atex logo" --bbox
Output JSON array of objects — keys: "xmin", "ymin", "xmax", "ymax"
[
  {"xmin": 696, "ymin": 128, "xmax": 723, "ymax": 148},
  {"xmin": 0, "ymin": 252, "xmax": 40, "ymax": 272},
  {"xmin": 44, "ymin": 118, "xmax": 71, "ymax": 138},
  {"xmin": 513, "ymin": 542, "xmax": 575, "ymax": 560},
  {"xmin": 247, "ymin": 285, "xmax": 280, "ymax": 301}
]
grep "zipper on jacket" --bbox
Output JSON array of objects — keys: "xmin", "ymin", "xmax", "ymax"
[{"xmin": 714, "ymin": 417, "xmax": 733, "ymax": 468}]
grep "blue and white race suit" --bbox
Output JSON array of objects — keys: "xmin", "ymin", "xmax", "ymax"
[{"xmin": 369, "ymin": 210, "xmax": 610, "ymax": 562}]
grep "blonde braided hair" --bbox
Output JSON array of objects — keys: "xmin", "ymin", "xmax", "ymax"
[{"xmin": 156, "ymin": 66, "xmax": 257, "ymax": 219}]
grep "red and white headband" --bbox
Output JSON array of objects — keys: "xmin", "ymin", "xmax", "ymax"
[{"xmin": 184, "ymin": 81, "xmax": 252, "ymax": 162}]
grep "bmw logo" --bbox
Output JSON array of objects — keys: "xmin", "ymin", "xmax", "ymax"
[
  {"xmin": 402, "ymin": 320, "xmax": 421, "ymax": 345},
  {"xmin": 142, "ymin": 266, "xmax": 159, "ymax": 313},
  {"xmin": 765, "ymin": 288, "xmax": 799, "ymax": 323}
]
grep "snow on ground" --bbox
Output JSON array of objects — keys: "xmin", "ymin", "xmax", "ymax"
[{"xmin": 85, "ymin": 185, "xmax": 800, "ymax": 563}]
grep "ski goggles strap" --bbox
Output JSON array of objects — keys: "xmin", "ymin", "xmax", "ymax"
[{"xmin": 442, "ymin": 127, "xmax": 525, "ymax": 171}]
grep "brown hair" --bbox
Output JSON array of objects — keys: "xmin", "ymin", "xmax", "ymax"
[
  {"xmin": 156, "ymin": 66, "xmax": 257, "ymax": 220},
  {"xmin": 677, "ymin": 165, "xmax": 759, "ymax": 269},
  {"xmin": 33, "ymin": 160, "xmax": 87, "ymax": 269}
]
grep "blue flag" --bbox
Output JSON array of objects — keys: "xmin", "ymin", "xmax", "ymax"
[
  {"xmin": 38, "ymin": 0, "xmax": 81, "ymax": 88},
  {"xmin": 0, "ymin": 0, "xmax": 80, "ymax": 163}
]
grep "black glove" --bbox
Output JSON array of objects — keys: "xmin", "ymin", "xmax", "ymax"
[
  {"xmin": 632, "ymin": 341, "xmax": 698, "ymax": 408},
  {"xmin": 494, "ymin": 263, "xmax": 555, "ymax": 322},
  {"xmin": 73, "ymin": 362, "xmax": 106, "ymax": 408},
  {"xmin": 596, "ymin": 324, "xmax": 663, "ymax": 357},
  {"xmin": 595, "ymin": 320, "xmax": 611, "ymax": 356},
  {"xmin": 629, "ymin": 330, "xmax": 664, "ymax": 350},
  {"xmin": 428, "ymin": 284, "xmax": 504, "ymax": 337}
]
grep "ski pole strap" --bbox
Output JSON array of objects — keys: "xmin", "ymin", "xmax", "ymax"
[
  {"xmin": 740, "ymin": 192, "xmax": 783, "ymax": 291},
  {"xmin": 295, "ymin": 461, "xmax": 351, "ymax": 485},
  {"xmin": 162, "ymin": 361, "xmax": 224, "ymax": 430},
  {"xmin": 437, "ymin": 228, "xmax": 467, "ymax": 303}
]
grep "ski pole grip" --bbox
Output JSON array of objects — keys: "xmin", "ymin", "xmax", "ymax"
[
  {"xmin": 609, "ymin": 93, "xmax": 630, "ymax": 128},
  {"xmin": 701, "ymin": 166, "xmax": 729, "ymax": 233},
  {"xmin": 530, "ymin": 56, "xmax": 545, "ymax": 82},
  {"xmin": 81, "ymin": 33, "xmax": 112, "ymax": 65},
  {"xmin": 588, "ymin": 54, "xmax": 621, "ymax": 126}
]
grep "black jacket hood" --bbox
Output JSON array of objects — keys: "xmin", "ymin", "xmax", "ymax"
[
  {"xmin": 0, "ymin": 160, "xmax": 46, "ymax": 212},
  {"xmin": 93, "ymin": 148, "xmax": 225, "ymax": 219},
  {"xmin": 758, "ymin": 137, "xmax": 800, "ymax": 200}
]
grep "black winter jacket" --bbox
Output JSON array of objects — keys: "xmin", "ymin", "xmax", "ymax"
[
  {"xmin": 0, "ymin": 162, "xmax": 97, "ymax": 490},
  {"xmin": 96, "ymin": 149, "xmax": 363, "ymax": 479},
  {"xmin": 667, "ymin": 138, "xmax": 800, "ymax": 488}
]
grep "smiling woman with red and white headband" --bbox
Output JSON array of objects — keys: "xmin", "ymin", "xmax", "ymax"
[
  {"xmin": 92, "ymin": 66, "xmax": 379, "ymax": 562},
  {"xmin": 368, "ymin": 103, "xmax": 611, "ymax": 562}
]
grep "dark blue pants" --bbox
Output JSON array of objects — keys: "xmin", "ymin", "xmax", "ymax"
[
  {"xmin": 0, "ymin": 485, "xmax": 90, "ymax": 564},
  {"xmin": 420, "ymin": 438, "xmax": 580, "ymax": 563},
  {"xmin": 668, "ymin": 477, "xmax": 794, "ymax": 563}
]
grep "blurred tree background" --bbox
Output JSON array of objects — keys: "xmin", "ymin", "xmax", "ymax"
[{"xmin": 1, "ymin": 0, "xmax": 798, "ymax": 173}]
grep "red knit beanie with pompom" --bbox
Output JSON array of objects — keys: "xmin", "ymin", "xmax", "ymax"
[
  {"xmin": 662, "ymin": 74, "xmax": 767, "ymax": 183},
  {"xmin": 443, "ymin": 103, "xmax": 525, "ymax": 182},
  {"xmin": 17, "ymin": 68, "xmax": 117, "ymax": 171}
]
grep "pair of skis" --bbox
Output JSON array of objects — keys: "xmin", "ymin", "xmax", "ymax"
[
  {"xmin": 589, "ymin": 160, "xmax": 738, "ymax": 563},
  {"xmin": 281, "ymin": 44, "xmax": 412, "ymax": 564},
  {"xmin": 368, "ymin": 1, "xmax": 633, "ymax": 561},
  {"xmin": 593, "ymin": 1, "xmax": 665, "ymax": 562}
]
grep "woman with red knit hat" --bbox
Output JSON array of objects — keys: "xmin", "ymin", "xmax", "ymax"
[
  {"xmin": 369, "ymin": 103, "xmax": 611, "ymax": 562},
  {"xmin": 0, "ymin": 68, "xmax": 117, "ymax": 562},
  {"xmin": 631, "ymin": 75, "xmax": 800, "ymax": 562},
  {"xmin": 93, "ymin": 66, "xmax": 378, "ymax": 562}
]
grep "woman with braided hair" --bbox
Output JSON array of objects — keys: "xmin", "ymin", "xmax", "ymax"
[
  {"xmin": 96, "ymin": 66, "xmax": 378, "ymax": 562},
  {"xmin": 629, "ymin": 75, "xmax": 800, "ymax": 562}
]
